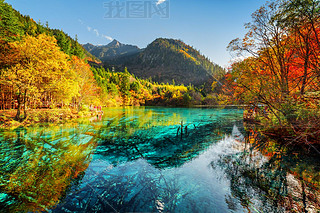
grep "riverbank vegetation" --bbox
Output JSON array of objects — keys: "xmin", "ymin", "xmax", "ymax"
[{"xmin": 226, "ymin": 0, "xmax": 320, "ymax": 148}]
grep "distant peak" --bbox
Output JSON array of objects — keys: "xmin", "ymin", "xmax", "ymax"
[
  {"xmin": 107, "ymin": 39, "xmax": 122, "ymax": 47},
  {"xmin": 83, "ymin": 42, "xmax": 94, "ymax": 46}
]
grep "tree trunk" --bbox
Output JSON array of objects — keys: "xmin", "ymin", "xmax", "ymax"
[
  {"xmin": 23, "ymin": 89, "xmax": 28, "ymax": 119},
  {"xmin": 15, "ymin": 93, "xmax": 21, "ymax": 121},
  {"xmin": 300, "ymin": 42, "xmax": 310, "ymax": 95}
]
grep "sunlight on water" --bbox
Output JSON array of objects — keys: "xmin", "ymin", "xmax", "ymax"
[{"xmin": 0, "ymin": 107, "xmax": 319, "ymax": 212}]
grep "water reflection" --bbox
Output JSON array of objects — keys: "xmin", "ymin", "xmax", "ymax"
[
  {"xmin": 53, "ymin": 108, "xmax": 253, "ymax": 213},
  {"xmin": 0, "ymin": 124, "xmax": 96, "ymax": 212},
  {"xmin": 215, "ymin": 126, "xmax": 320, "ymax": 212},
  {"xmin": 94, "ymin": 107, "xmax": 243, "ymax": 168},
  {"xmin": 1, "ymin": 107, "xmax": 319, "ymax": 212}
]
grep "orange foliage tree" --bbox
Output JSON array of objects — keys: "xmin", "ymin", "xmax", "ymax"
[{"xmin": 227, "ymin": 0, "xmax": 320, "ymax": 145}]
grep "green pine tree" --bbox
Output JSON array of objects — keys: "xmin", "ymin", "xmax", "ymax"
[
  {"xmin": 0, "ymin": 0, "xmax": 23, "ymax": 41},
  {"xmin": 71, "ymin": 34, "xmax": 84, "ymax": 58}
]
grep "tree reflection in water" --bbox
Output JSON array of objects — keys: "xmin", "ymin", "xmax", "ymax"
[
  {"xmin": 0, "ymin": 125, "xmax": 96, "ymax": 212},
  {"xmin": 53, "ymin": 108, "xmax": 246, "ymax": 213},
  {"xmin": 1, "ymin": 107, "xmax": 248, "ymax": 213},
  {"xmin": 4, "ymin": 108, "xmax": 318, "ymax": 212},
  {"xmin": 216, "ymin": 126, "xmax": 320, "ymax": 212}
]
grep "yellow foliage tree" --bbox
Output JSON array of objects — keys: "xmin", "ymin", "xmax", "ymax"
[
  {"xmin": 0, "ymin": 34, "xmax": 79, "ymax": 120},
  {"xmin": 71, "ymin": 56, "xmax": 101, "ymax": 110}
]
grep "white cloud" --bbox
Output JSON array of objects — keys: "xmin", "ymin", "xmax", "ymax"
[
  {"xmin": 78, "ymin": 19, "xmax": 84, "ymax": 25},
  {"xmin": 102, "ymin": 34, "xmax": 113, "ymax": 41},
  {"xmin": 156, "ymin": 0, "xmax": 166, "ymax": 5},
  {"xmin": 79, "ymin": 20, "xmax": 113, "ymax": 42},
  {"xmin": 93, "ymin": 29, "xmax": 99, "ymax": 37}
]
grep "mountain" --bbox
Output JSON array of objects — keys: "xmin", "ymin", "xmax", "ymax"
[
  {"xmin": 82, "ymin": 39, "xmax": 141, "ymax": 61},
  {"xmin": 84, "ymin": 38, "xmax": 225, "ymax": 86}
]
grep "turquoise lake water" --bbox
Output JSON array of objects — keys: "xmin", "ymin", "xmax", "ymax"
[{"xmin": 0, "ymin": 107, "xmax": 319, "ymax": 212}]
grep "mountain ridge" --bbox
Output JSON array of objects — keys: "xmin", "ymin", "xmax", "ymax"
[
  {"xmin": 83, "ymin": 38, "xmax": 225, "ymax": 86},
  {"xmin": 82, "ymin": 39, "xmax": 141, "ymax": 61}
]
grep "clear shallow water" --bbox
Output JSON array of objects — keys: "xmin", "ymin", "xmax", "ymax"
[{"xmin": 0, "ymin": 107, "xmax": 319, "ymax": 212}]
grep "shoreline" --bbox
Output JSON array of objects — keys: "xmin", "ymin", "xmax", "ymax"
[
  {"xmin": 0, "ymin": 105, "xmax": 243, "ymax": 130},
  {"xmin": 0, "ymin": 108, "xmax": 102, "ymax": 130}
]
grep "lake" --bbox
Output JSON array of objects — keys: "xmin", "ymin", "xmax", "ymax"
[{"xmin": 0, "ymin": 107, "xmax": 319, "ymax": 212}]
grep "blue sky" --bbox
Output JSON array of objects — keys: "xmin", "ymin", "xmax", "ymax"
[{"xmin": 6, "ymin": 0, "xmax": 267, "ymax": 67}]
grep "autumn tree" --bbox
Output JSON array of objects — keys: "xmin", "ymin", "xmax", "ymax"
[
  {"xmin": 227, "ymin": 0, "xmax": 320, "ymax": 146},
  {"xmin": 119, "ymin": 68, "xmax": 131, "ymax": 105},
  {"xmin": 228, "ymin": 1, "xmax": 298, "ymax": 123},
  {"xmin": 71, "ymin": 56, "xmax": 101, "ymax": 110},
  {"xmin": 0, "ymin": 34, "xmax": 78, "ymax": 120},
  {"xmin": 277, "ymin": 0, "xmax": 320, "ymax": 95}
]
